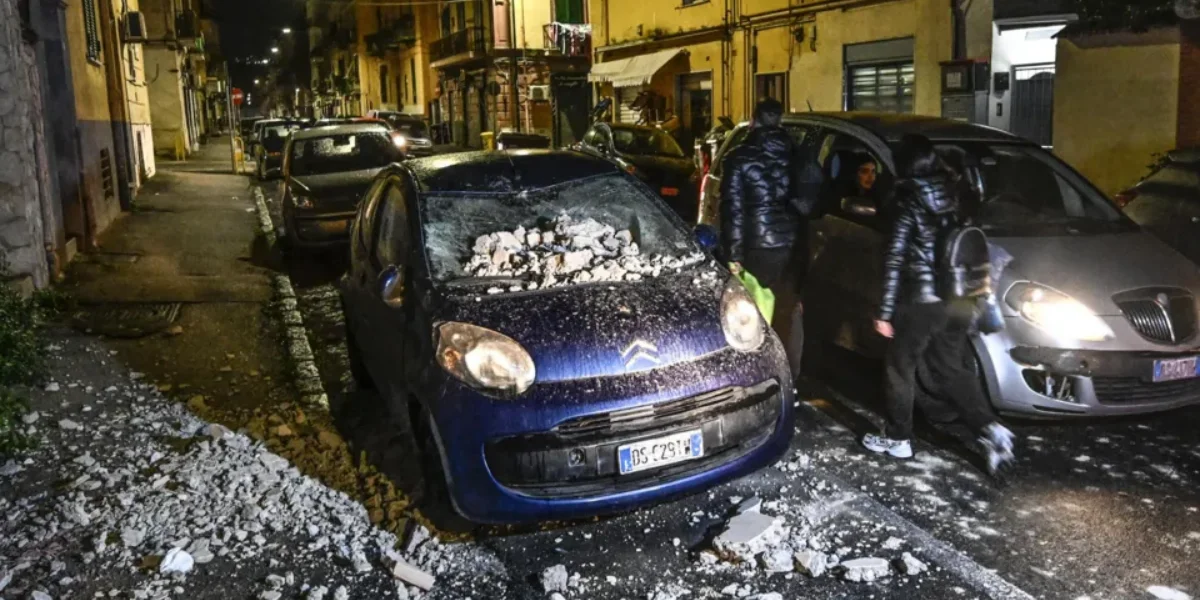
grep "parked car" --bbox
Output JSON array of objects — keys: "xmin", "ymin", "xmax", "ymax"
[
  {"xmin": 574, "ymin": 123, "xmax": 699, "ymax": 222},
  {"xmin": 279, "ymin": 123, "xmax": 404, "ymax": 250},
  {"xmin": 1120, "ymin": 149, "xmax": 1200, "ymax": 264},
  {"xmin": 702, "ymin": 112, "xmax": 1200, "ymax": 418},
  {"xmin": 255, "ymin": 121, "xmax": 302, "ymax": 180},
  {"xmin": 339, "ymin": 150, "xmax": 794, "ymax": 524},
  {"xmin": 495, "ymin": 131, "xmax": 551, "ymax": 150},
  {"xmin": 366, "ymin": 111, "xmax": 437, "ymax": 158},
  {"xmin": 240, "ymin": 117, "xmax": 263, "ymax": 139}
]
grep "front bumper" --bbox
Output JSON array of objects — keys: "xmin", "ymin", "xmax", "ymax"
[
  {"xmin": 980, "ymin": 331, "xmax": 1200, "ymax": 417},
  {"xmin": 428, "ymin": 340, "xmax": 795, "ymax": 524}
]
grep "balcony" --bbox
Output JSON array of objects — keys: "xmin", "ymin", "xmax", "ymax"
[
  {"xmin": 366, "ymin": 15, "xmax": 416, "ymax": 57},
  {"xmin": 431, "ymin": 26, "xmax": 488, "ymax": 63},
  {"xmin": 543, "ymin": 22, "xmax": 591, "ymax": 58},
  {"xmin": 175, "ymin": 9, "xmax": 199, "ymax": 41}
]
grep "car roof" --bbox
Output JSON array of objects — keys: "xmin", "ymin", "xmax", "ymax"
[
  {"xmin": 784, "ymin": 112, "xmax": 1026, "ymax": 144},
  {"xmin": 403, "ymin": 150, "xmax": 621, "ymax": 193},
  {"xmin": 606, "ymin": 123, "xmax": 660, "ymax": 133},
  {"xmin": 291, "ymin": 122, "xmax": 391, "ymax": 140}
]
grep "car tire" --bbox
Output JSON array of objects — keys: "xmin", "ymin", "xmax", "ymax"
[
  {"xmin": 344, "ymin": 323, "xmax": 375, "ymax": 390},
  {"xmin": 413, "ymin": 404, "xmax": 475, "ymax": 534}
]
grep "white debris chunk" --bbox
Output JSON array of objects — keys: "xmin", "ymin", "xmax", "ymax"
[
  {"xmin": 45, "ymin": 382, "xmax": 61, "ymax": 392},
  {"xmin": 259, "ymin": 592, "xmax": 282, "ymax": 600},
  {"xmin": 881, "ymin": 536, "xmax": 905, "ymax": 550},
  {"xmin": 306, "ymin": 586, "xmax": 328, "ymax": 600},
  {"xmin": 31, "ymin": 591, "xmax": 52, "ymax": 600},
  {"xmin": 0, "ymin": 570, "xmax": 11, "ymax": 593},
  {"xmin": 158, "ymin": 548, "xmax": 194, "ymax": 574},
  {"xmin": 761, "ymin": 548, "xmax": 794, "ymax": 573},
  {"xmin": 541, "ymin": 564, "xmax": 569, "ymax": 593},
  {"xmin": 121, "ymin": 528, "xmax": 146, "ymax": 548},
  {"xmin": 388, "ymin": 555, "xmax": 435, "ymax": 590},
  {"xmin": 58, "ymin": 419, "xmax": 82, "ymax": 431},
  {"xmin": 1147, "ymin": 586, "xmax": 1192, "ymax": 600},
  {"xmin": 898, "ymin": 552, "xmax": 927, "ymax": 575},
  {"xmin": 747, "ymin": 594, "xmax": 783, "ymax": 600},
  {"xmin": 795, "ymin": 550, "xmax": 827, "ymax": 577},
  {"xmin": 22, "ymin": 411, "xmax": 39, "ymax": 424},
  {"xmin": 713, "ymin": 511, "xmax": 785, "ymax": 563},
  {"xmin": 841, "ymin": 557, "xmax": 891, "ymax": 582},
  {"xmin": 0, "ymin": 460, "xmax": 23, "ymax": 477}
]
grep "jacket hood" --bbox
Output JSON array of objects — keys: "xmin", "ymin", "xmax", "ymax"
[{"xmin": 437, "ymin": 272, "xmax": 730, "ymax": 383}]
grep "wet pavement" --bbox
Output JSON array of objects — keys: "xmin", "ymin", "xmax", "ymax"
[{"xmin": 251, "ymin": 177, "xmax": 1200, "ymax": 600}]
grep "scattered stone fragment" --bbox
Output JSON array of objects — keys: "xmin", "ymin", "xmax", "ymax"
[
  {"xmin": 306, "ymin": 586, "xmax": 328, "ymax": 600},
  {"xmin": 0, "ymin": 460, "xmax": 23, "ymax": 477},
  {"xmin": 158, "ymin": 548, "xmax": 194, "ymax": 574},
  {"xmin": 30, "ymin": 591, "xmax": 52, "ymax": 600},
  {"xmin": 841, "ymin": 557, "xmax": 891, "ymax": 582},
  {"xmin": 761, "ymin": 548, "xmax": 794, "ymax": 573},
  {"xmin": 259, "ymin": 592, "xmax": 282, "ymax": 600},
  {"xmin": 121, "ymin": 528, "xmax": 146, "ymax": 548},
  {"xmin": 713, "ymin": 510, "xmax": 784, "ymax": 563},
  {"xmin": 795, "ymin": 550, "xmax": 827, "ymax": 578},
  {"xmin": 747, "ymin": 594, "xmax": 783, "ymax": 600},
  {"xmin": 58, "ymin": 419, "xmax": 82, "ymax": 431},
  {"xmin": 388, "ymin": 555, "xmax": 435, "ymax": 590},
  {"xmin": 541, "ymin": 564, "xmax": 569, "ymax": 593},
  {"xmin": 45, "ymin": 382, "xmax": 61, "ymax": 392},
  {"xmin": 333, "ymin": 586, "xmax": 349, "ymax": 600},
  {"xmin": 898, "ymin": 552, "xmax": 927, "ymax": 575},
  {"xmin": 881, "ymin": 536, "xmax": 905, "ymax": 551},
  {"xmin": 0, "ymin": 570, "xmax": 11, "ymax": 593},
  {"xmin": 549, "ymin": 594, "xmax": 566, "ymax": 600},
  {"xmin": 22, "ymin": 411, "xmax": 39, "ymax": 424},
  {"xmin": 186, "ymin": 395, "xmax": 207, "ymax": 412}
]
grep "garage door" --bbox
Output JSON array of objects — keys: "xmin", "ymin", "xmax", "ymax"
[{"xmin": 617, "ymin": 86, "xmax": 643, "ymax": 124}]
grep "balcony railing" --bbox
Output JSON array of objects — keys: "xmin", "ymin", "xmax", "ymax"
[
  {"xmin": 366, "ymin": 15, "xmax": 416, "ymax": 57},
  {"xmin": 543, "ymin": 22, "xmax": 591, "ymax": 57},
  {"xmin": 431, "ymin": 26, "xmax": 488, "ymax": 62}
]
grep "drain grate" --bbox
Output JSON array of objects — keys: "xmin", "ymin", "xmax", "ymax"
[{"xmin": 71, "ymin": 303, "xmax": 182, "ymax": 338}]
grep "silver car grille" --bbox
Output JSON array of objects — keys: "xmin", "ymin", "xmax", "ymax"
[{"xmin": 1114, "ymin": 289, "xmax": 1197, "ymax": 344}]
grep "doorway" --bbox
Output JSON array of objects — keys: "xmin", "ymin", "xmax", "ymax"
[
  {"xmin": 678, "ymin": 72, "xmax": 712, "ymax": 156},
  {"xmin": 1010, "ymin": 64, "xmax": 1055, "ymax": 146}
]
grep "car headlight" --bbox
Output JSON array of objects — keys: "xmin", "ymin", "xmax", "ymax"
[
  {"xmin": 1004, "ymin": 282, "xmax": 1113, "ymax": 342},
  {"xmin": 392, "ymin": 134, "xmax": 408, "ymax": 149},
  {"xmin": 721, "ymin": 281, "xmax": 765, "ymax": 352},
  {"xmin": 435, "ymin": 322, "xmax": 535, "ymax": 395},
  {"xmin": 292, "ymin": 194, "xmax": 314, "ymax": 209}
]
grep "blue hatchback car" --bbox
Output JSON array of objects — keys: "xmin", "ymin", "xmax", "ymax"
[{"xmin": 339, "ymin": 150, "xmax": 795, "ymax": 524}]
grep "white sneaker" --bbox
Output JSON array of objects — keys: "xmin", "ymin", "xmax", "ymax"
[
  {"xmin": 862, "ymin": 433, "xmax": 914, "ymax": 459},
  {"xmin": 983, "ymin": 423, "xmax": 1016, "ymax": 459}
]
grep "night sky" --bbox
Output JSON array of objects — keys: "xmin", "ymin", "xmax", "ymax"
[{"xmin": 211, "ymin": 0, "xmax": 305, "ymax": 93}]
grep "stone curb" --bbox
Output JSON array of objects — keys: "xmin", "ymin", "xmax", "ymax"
[{"xmin": 253, "ymin": 186, "xmax": 329, "ymax": 410}]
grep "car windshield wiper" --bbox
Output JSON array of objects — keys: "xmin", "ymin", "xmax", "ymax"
[{"xmin": 443, "ymin": 276, "xmax": 528, "ymax": 288}]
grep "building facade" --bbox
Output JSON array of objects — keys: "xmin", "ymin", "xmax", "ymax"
[{"xmin": 142, "ymin": 0, "xmax": 209, "ymax": 159}]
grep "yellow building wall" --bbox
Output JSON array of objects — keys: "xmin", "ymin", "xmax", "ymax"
[
  {"xmin": 514, "ymin": 0, "xmax": 552, "ymax": 50},
  {"xmin": 67, "ymin": 2, "xmax": 113, "ymax": 122},
  {"xmin": 1053, "ymin": 38, "xmax": 1180, "ymax": 196},
  {"xmin": 354, "ymin": 3, "xmax": 438, "ymax": 116},
  {"xmin": 592, "ymin": 0, "xmax": 723, "ymax": 47}
]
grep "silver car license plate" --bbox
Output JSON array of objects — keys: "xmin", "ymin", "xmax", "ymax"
[
  {"xmin": 617, "ymin": 430, "xmax": 704, "ymax": 475},
  {"xmin": 1153, "ymin": 356, "xmax": 1200, "ymax": 382}
]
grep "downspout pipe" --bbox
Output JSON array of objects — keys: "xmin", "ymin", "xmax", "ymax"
[{"xmin": 951, "ymin": 0, "xmax": 967, "ymax": 60}]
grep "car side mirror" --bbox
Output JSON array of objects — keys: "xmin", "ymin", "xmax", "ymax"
[
  {"xmin": 378, "ymin": 265, "xmax": 405, "ymax": 309},
  {"xmin": 841, "ymin": 196, "xmax": 877, "ymax": 218},
  {"xmin": 693, "ymin": 224, "xmax": 719, "ymax": 253}
]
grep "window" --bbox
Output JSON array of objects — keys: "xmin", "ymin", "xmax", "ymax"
[
  {"xmin": 82, "ymin": 0, "xmax": 102, "ymax": 62},
  {"xmin": 681, "ymin": 0, "xmax": 707, "ymax": 6},
  {"xmin": 755, "ymin": 73, "xmax": 788, "ymax": 108},
  {"xmin": 380, "ymin": 65, "xmax": 390, "ymax": 104},
  {"xmin": 374, "ymin": 182, "xmax": 410, "ymax": 267},
  {"xmin": 847, "ymin": 62, "xmax": 915, "ymax": 113},
  {"xmin": 554, "ymin": 0, "xmax": 585, "ymax": 23},
  {"xmin": 410, "ymin": 58, "xmax": 417, "ymax": 101},
  {"xmin": 288, "ymin": 131, "xmax": 403, "ymax": 176}
]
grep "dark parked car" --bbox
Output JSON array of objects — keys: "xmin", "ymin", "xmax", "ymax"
[
  {"xmin": 1121, "ymin": 149, "xmax": 1200, "ymax": 264},
  {"xmin": 496, "ymin": 132, "xmax": 550, "ymax": 150},
  {"xmin": 255, "ymin": 121, "xmax": 302, "ymax": 180},
  {"xmin": 279, "ymin": 123, "xmax": 403, "ymax": 250},
  {"xmin": 574, "ymin": 123, "xmax": 699, "ymax": 222},
  {"xmin": 339, "ymin": 150, "xmax": 794, "ymax": 524},
  {"xmin": 366, "ymin": 111, "xmax": 437, "ymax": 158}
]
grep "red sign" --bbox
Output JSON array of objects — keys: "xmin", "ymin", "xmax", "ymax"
[{"xmin": 231, "ymin": 88, "xmax": 244, "ymax": 106}]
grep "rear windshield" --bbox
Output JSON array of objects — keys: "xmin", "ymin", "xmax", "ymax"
[
  {"xmin": 420, "ymin": 173, "xmax": 698, "ymax": 284},
  {"xmin": 390, "ymin": 119, "xmax": 429, "ymax": 139},
  {"xmin": 288, "ymin": 132, "xmax": 401, "ymax": 176},
  {"xmin": 612, "ymin": 128, "xmax": 684, "ymax": 158},
  {"xmin": 924, "ymin": 142, "xmax": 1135, "ymax": 236}
]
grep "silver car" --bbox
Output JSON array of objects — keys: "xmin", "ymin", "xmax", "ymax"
[{"xmin": 700, "ymin": 113, "xmax": 1200, "ymax": 418}]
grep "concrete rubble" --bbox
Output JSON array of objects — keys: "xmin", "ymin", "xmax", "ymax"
[
  {"xmin": 540, "ymin": 564, "xmax": 569, "ymax": 593},
  {"xmin": 463, "ymin": 215, "xmax": 707, "ymax": 292},
  {"xmin": 898, "ymin": 552, "xmax": 928, "ymax": 575},
  {"xmin": 840, "ymin": 557, "xmax": 891, "ymax": 582}
]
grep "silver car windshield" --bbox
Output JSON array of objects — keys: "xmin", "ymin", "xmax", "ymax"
[
  {"xmin": 421, "ymin": 174, "xmax": 697, "ymax": 283},
  {"xmin": 929, "ymin": 142, "xmax": 1134, "ymax": 236}
]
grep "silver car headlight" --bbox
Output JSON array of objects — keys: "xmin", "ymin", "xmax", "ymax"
[
  {"xmin": 1004, "ymin": 282, "xmax": 1114, "ymax": 342},
  {"xmin": 721, "ymin": 281, "xmax": 765, "ymax": 352},
  {"xmin": 435, "ymin": 322, "xmax": 535, "ymax": 395}
]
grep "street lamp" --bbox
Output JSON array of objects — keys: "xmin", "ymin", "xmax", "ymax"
[
  {"xmin": 254, "ymin": 79, "xmax": 260, "ymax": 85},
  {"xmin": 270, "ymin": 47, "xmax": 280, "ymax": 54},
  {"xmin": 282, "ymin": 27, "xmax": 292, "ymax": 34}
]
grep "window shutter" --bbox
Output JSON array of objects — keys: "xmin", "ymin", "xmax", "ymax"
[{"xmin": 82, "ymin": 0, "xmax": 101, "ymax": 61}]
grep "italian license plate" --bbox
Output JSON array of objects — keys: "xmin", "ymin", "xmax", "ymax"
[
  {"xmin": 660, "ymin": 186, "xmax": 679, "ymax": 197},
  {"xmin": 1153, "ymin": 356, "xmax": 1200, "ymax": 382},
  {"xmin": 618, "ymin": 430, "xmax": 704, "ymax": 475}
]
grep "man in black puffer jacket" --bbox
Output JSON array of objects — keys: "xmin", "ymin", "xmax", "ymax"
[{"xmin": 719, "ymin": 98, "xmax": 801, "ymax": 290}]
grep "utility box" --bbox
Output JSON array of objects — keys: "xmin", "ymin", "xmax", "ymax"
[{"xmin": 940, "ymin": 60, "xmax": 990, "ymax": 123}]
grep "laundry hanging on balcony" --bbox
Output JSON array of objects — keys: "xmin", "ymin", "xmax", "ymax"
[
  {"xmin": 544, "ymin": 23, "xmax": 592, "ymax": 57},
  {"xmin": 588, "ymin": 48, "xmax": 686, "ymax": 88}
]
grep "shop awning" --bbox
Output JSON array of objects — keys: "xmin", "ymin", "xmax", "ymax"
[{"xmin": 588, "ymin": 48, "xmax": 685, "ymax": 88}]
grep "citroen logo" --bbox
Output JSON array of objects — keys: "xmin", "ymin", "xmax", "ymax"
[
  {"xmin": 1156, "ymin": 293, "xmax": 1171, "ymax": 308},
  {"xmin": 621, "ymin": 339, "xmax": 660, "ymax": 369}
]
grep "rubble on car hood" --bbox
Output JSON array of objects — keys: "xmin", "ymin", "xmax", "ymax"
[{"xmin": 463, "ymin": 215, "xmax": 707, "ymax": 293}]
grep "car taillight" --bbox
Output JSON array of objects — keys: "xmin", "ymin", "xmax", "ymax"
[{"xmin": 1114, "ymin": 189, "xmax": 1138, "ymax": 208}]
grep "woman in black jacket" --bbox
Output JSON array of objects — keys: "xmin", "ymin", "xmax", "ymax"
[{"xmin": 862, "ymin": 134, "xmax": 1016, "ymax": 477}]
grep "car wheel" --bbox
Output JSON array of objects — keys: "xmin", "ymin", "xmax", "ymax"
[
  {"xmin": 344, "ymin": 322, "xmax": 375, "ymax": 390},
  {"xmin": 413, "ymin": 403, "xmax": 476, "ymax": 534}
]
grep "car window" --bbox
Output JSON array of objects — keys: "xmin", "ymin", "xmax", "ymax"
[
  {"xmin": 712, "ymin": 123, "xmax": 810, "ymax": 176},
  {"xmin": 289, "ymin": 131, "xmax": 401, "ymax": 176},
  {"xmin": 925, "ymin": 142, "xmax": 1133, "ymax": 236},
  {"xmin": 611, "ymin": 128, "xmax": 684, "ymax": 158},
  {"xmin": 357, "ymin": 178, "xmax": 388, "ymax": 257},
  {"xmin": 373, "ymin": 180, "xmax": 410, "ymax": 267},
  {"xmin": 819, "ymin": 132, "xmax": 890, "ymax": 224}
]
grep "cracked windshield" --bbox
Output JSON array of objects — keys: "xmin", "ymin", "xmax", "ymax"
[{"xmin": 4, "ymin": 0, "xmax": 1200, "ymax": 599}]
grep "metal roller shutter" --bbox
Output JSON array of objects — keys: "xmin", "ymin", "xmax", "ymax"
[{"xmin": 617, "ymin": 86, "xmax": 642, "ymax": 124}]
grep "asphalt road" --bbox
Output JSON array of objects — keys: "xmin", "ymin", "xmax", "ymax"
[{"xmin": 255, "ymin": 179, "xmax": 1200, "ymax": 600}]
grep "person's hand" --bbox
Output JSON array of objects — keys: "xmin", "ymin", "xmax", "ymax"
[{"xmin": 874, "ymin": 319, "xmax": 894, "ymax": 339}]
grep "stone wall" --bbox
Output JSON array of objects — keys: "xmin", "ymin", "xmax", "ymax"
[{"xmin": 0, "ymin": 0, "xmax": 52, "ymax": 290}]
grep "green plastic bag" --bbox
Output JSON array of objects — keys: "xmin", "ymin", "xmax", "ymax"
[{"xmin": 732, "ymin": 265, "xmax": 776, "ymax": 324}]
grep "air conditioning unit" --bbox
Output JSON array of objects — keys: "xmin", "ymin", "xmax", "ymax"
[
  {"xmin": 528, "ymin": 85, "xmax": 550, "ymax": 101},
  {"xmin": 123, "ymin": 12, "xmax": 148, "ymax": 43}
]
